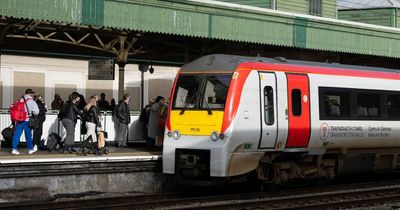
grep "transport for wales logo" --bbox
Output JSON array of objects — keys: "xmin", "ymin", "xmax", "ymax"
[{"xmin": 320, "ymin": 123, "xmax": 330, "ymax": 140}]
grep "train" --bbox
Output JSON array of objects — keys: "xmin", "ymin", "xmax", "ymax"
[{"xmin": 162, "ymin": 54, "xmax": 400, "ymax": 185}]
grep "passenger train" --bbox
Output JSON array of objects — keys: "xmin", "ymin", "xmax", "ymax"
[{"xmin": 162, "ymin": 54, "xmax": 400, "ymax": 185}]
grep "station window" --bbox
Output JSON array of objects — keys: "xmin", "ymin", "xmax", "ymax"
[
  {"xmin": 292, "ymin": 89, "xmax": 302, "ymax": 116},
  {"xmin": 309, "ymin": 0, "xmax": 322, "ymax": 16},
  {"xmin": 357, "ymin": 93, "xmax": 381, "ymax": 118},
  {"xmin": 264, "ymin": 86, "xmax": 274, "ymax": 125},
  {"xmin": 387, "ymin": 94, "xmax": 400, "ymax": 119}
]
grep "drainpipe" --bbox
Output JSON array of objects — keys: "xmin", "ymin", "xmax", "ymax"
[{"xmin": 272, "ymin": 0, "xmax": 277, "ymax": 10}]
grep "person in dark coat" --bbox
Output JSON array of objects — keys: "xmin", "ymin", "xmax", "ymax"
[
  {"xmin": 62, "ymin": 94, "xmax": 82, "ymax": 153},
  {"xmin": 115, "ymin": 94, "xmax": 131, "ymax": 147},
  {"xmin": 51, "ymin": 93, "xmax": 64, "ymax": 110},
  {"xmin": 72, "ymin": 92, "xmax": 86, "ymax": 110},
  {"xmin": 98, "ymin": 92, "xmax": 110, "ymax": 111},
  {"xmin": 33, "ymin": 94, "xmax": 47, "ymax": 147}
]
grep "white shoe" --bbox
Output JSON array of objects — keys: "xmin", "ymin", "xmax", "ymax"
[
  {"xmin": 28, "ymin": 145, "xmax": 38, "ymax": 155},
  {"xmin": 11, "ymin": 149, "xmax": 19, "ymax": 155}
]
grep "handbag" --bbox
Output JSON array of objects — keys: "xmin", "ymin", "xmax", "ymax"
[
  {"xmin": 28, "ymin": 116, "xmax": 39, "ymax": 129},
  {"xmin": 158, "ymin": 118, "xmax": 166, "ymax": 128},
  {"xmin": 22, "ymin": 96, "xmax": 39, "ymax": 129},
  {"xmin": 158, "ymin": 105, "xmax": 166, "ymax": 128}
]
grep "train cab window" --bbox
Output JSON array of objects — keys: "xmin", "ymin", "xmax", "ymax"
[
  {"xmin": 357, "ymin": 93, "xmax": 381, "ymax": 118},
  {"xmin": 172, "ymin": 74, "xmax": 232, "ymax": 111},
  {"xmin": 202, "ymin": 75, "xmax": 231, "ymax": 110},
  {"xmin": 387, "ymin": 94, "xmax": 400, "ymax": 119},
  {"xmin": 173, "ymin": 75, "xmax": 203, "ymax": 109},
  {"xmin": 264, "ymin": 86, "xmax": 274, "ymax": 125},
  {"xmin": 292, "ymin": 89, "xmax": 302, "ymax": 116}
]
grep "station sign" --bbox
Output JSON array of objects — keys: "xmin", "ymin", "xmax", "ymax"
[{"xmin": 88, "ymin": 59, "xmax": 115, "ymax": 80}]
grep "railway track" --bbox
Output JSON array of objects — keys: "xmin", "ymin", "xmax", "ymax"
[{"xmin": 3, "ymin": 179, "xmax": 400, "ymax": 209}]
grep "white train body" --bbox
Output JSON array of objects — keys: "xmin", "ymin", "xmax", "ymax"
[{"xmin": 163, "ymin": 54, "xmax": 400, "ymax": 184}]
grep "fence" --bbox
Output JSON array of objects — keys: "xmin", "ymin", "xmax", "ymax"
[{"xmin": 0, "ymin": 109, "xmax": 144, "ymax": 143}]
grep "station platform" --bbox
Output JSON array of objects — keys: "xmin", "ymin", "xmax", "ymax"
[
  {"xmin": 0, "ymin": 146, "xmax": 161, "ymax": 165},
  {"xmin": 0, "ymin": 146, "xmax": 164, "ymax": 201}
]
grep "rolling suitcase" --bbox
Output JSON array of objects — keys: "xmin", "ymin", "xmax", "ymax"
[{"xmin": 46, "ymin": 133, "xmax": 62, "ymax": 152}]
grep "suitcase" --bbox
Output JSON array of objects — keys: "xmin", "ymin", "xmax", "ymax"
[
  {"xmin": 1, "ymin": 125, "xmax": 13, "ymax": 147},
  {"xmin": 46, "ymin": 133, "xmax": 62, "ymax": 151}
]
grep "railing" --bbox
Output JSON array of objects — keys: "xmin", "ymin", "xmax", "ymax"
[{"xmin": 0, "ymin": 109, "xmax": 144, "ymax": 143}]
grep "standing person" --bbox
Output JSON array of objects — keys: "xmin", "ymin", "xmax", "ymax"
[
  {"xmin": 62, "ymin": 94, "xmax": 82, "ymax": 153},
  {"xmin": 139, "ymin": 99, "xmax": 153, "ymax": 147},
  {"xmin": 110, "ymin": 98, "xmax": 116, "ymax": 112},
  {"xmin": 148, "ymin": 96, "xmax": 165, "ymax": 148},
  {"xmin": 51, "ymin": 93, "xmax": 64, "ymax": 110},
  {"xmin": 72, "ymin": 92, "xmax": 86, "ymax": 110},
  {"xmin": 33, "ymin": 94, "xmax": 47, "ymax": 148},
  {"xmin": 83, "ymin": 96, "xmax": 101, "ymax": 146},
  {"xmin": 98, "ymin": 92, "xmax": 110, "ymax": 111},
  {"xmin": 11, "ymin": 89, "xmax": 39, "ymax": 155},
  {"xmin": 115, "ymin": 94, "xmax": 131, "ymax": 147}
]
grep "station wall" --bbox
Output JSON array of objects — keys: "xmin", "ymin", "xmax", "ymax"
[{"xmin": 0, "ymin": 55, "xmax": 180, "ymax": 111}]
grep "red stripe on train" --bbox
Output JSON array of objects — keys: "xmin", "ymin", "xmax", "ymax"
[{"xmin": 221, "ymin": 68, "xmax": 251, "ymax": 133}]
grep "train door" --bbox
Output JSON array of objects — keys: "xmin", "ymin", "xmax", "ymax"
[
  {"xmin": 259, "ymin": 72, "xmax": 278, "ymax": 149},
  {"xmin": 286, "ymin": 73, "xmax": 310, "ymax": 148}
]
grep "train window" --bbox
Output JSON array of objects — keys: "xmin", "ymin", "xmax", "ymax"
[
  {"xmin": 172, "ymin": 74, "xmax": 232, "ymax": 110},
  {"xmin": 387, "ymin": 94, "xmax": 400, "ymax": 118},
  {"xmin": 319, "ymin": 88, "xmax": 350, "ymax": 120},
  {"xmin": 172, "ymin": 74, "xmax": 203, "ymax": 109},
  {"xmin": 264, "ymin": 86, "xmax": 274, "ymax": 125},
  {"xmin": 201, "ymin": 75, "xmax": 231, "ymax": 110},
  {"xmin": 292, "ymin": 89, "xmax": 302, "ymax": 116},
  {"xmin": 357, "ymin": 93, "xmax": 381, "ymax": 117}
]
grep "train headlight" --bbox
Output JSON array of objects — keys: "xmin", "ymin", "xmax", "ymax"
[
  {"xmin": 172, "ymin": 130, "xmax": 181, "ymax": 140},
  {"xmin": 167, "ymin": 132, "xmax": 172, "ymax": 138},
  {"xmin": 210, "ymin": 131, "xmax": 219, "ymax": 141}
]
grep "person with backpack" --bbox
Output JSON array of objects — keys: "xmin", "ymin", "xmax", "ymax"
[
  {"xmin": 61, "ymin": 94, "xmax": 82, "ymax": 153},
  {"xmin": 10, "ymin": 89, "xmax": 39, "ymax": 155},
  {"xmin": 115, "ymin": 94, "xmax": 131, "ymax": 147}
]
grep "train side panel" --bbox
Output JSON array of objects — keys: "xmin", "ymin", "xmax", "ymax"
[{"xmin": 309, "ymin": 74, "xmax": 400, "ymax": 150}]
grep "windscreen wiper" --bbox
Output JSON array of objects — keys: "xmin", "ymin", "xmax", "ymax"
[{"xmin": 198, "ymin": 91, "xmax": 212, "ymax": 115}]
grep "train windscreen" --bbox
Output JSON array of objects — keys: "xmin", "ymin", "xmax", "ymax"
[{"xmin": 172, "ymin": 74, "xmax": 232, "ymax": 110}]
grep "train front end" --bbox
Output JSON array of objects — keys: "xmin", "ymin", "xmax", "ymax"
[{"xmin": 162, "ymin": 70, "xmax": 233, "ymax": 181}]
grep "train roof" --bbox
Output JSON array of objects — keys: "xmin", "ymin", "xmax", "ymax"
[{"xmin": 181, "ymin": 54, "xmax": 400, "ymax": 74}]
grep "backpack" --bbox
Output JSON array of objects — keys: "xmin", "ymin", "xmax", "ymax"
[{"xmin": 9, "ymin": 97, "xmax": 30, "ymax": 122}]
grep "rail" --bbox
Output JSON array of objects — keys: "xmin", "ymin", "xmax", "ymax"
[{"xmin": 0, "ymin": 109, "xmax": 145, "ymax": 143}]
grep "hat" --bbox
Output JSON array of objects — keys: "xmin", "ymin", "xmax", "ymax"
[{"xmin": 25, "ymin": 89, "xmax": 35, "ymax": 94}]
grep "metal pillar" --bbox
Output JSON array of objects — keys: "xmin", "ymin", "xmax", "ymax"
[
  {"xmin": 117, "ymin": 62, "xmax": 126, "ymax": 100},
  {"xmin": 141, "ymin": 70, "xmax": 144, "ymax": 110}
]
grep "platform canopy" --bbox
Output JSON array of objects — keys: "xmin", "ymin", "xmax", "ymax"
[{"xmin": 1, "ymin": 0, "xmax": 400, "ymax": 63}]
